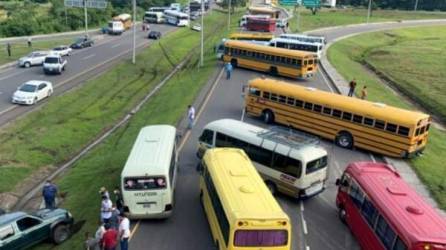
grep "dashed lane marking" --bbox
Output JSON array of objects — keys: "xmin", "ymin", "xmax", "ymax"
[{"xmin": 82, "ymin": 54, "xmax": 96, "ymax": 60}]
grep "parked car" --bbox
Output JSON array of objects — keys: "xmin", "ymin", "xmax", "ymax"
[
  {"xmin": 12, "ymin": 80, "xmax": 53, "ymax": 105},
  {"xmin": 191, "ymin": 24, "xmax": 202, "ymax": 31},
  {"xmin": 43, "ymin": 55, "xmax": 67, "ymax": 75},
  {"xmin": 0, "ymin": 209, "xmax": 73, "ymax": 249},
  {"xmin": 51, "ymin": 45, "xmax": 72, "ymax": 57},
  {"xmin": 148, "ymin": 31, "xmax": 162, "ymax": 40},
  {"xmin": 190, "ymin": 12, "xmax": 199, "ymax": 20},
  {"xmin": 70, "ymin": 36, "xmax": 94, "ymax": 49},
  {"xmin": 17, "ymin": 51, "xmax": 50, "ymax": 68}
]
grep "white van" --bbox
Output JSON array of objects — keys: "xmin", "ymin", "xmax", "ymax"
[
  {"xmin": 197, "ymin": 119, "xmax": 329, "ymax": 199},
  {"xmin": 121, "ymin": 125, "xmax": 178, "ymax": 219}
]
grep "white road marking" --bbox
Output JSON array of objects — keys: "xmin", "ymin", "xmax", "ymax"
[
  {"xmin": 129, "ymin": 220, "xmax": 141, "ymax": 240},
  {"xmin": 300, "ymin": 201, "xmax": 304, "ymax": 212},
  {"xmin": 306, "ymin": 246, "xmax": 311, "ymax": 250},
  {"xmin": 82, "ymin": 54, "xmax": 96, "ymax": 60},
  {"xmin": 302, "ymin": 217, "xmax": 308, "ymax": 235},
  {"xmin": 0, "ymin": 70, "xmax": 23, "ymax": 81},
  {"xmin": 111, "ymin": 43, "xmax": 122, "ymax": 48},
  {"xmin": 0, "ymin": 105, "xmax": 17, "ymax": 116}
]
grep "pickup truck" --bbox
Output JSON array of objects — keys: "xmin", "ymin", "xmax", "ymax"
[{"xmin": 43, "ymin": 55, "xmax": 67, "ymax": 75}]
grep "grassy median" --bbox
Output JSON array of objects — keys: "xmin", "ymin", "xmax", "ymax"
[
  {"xmin": 284, "ymin": 8, "xmax": 446, "ymax": 32},
  {"xmin": 327, "ymin": 26, "xmax": 446, "ymax": 210},
  {"xmin": 25, "ymin": 11, "xmax": 242, "ymax": 250}
]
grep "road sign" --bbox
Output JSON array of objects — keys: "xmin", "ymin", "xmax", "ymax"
[
  {"xmin": 64, "ymin": 0, "xmax": 107, "ymax": 9},
  {"xmin": 302, "ymin": 0, "xmax": 320, "ymax": 8},
  {"xmin": 279, "ymin": 0, "xmax": 297, "ymax": 6}
]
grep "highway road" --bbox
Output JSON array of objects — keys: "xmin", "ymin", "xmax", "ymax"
[
  {"xmin": 0, "ymin": 23, "xmax": 176, "ymax": 125},
  {"xmin": 129, "ymin": 19, "xmax": 446, "ymax": 250}
]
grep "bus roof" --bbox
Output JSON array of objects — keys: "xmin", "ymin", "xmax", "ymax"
[
  {"xmin": 204, "ymin": 119, "xmax": 327, "ymax": 163},
  {"xmin": 121, "ymin": 125, "xmax": 176, "ymax": 177},
  {"xmin": 229, "ymin": 32, "xmax": 274, "ymax": 40},
  {"xmin": 270, "ymin": 37, "xmax": 323, "ymax": 46},
  {"xmin": 203, "ymin": 148, "xmax": 289, "ymax": 221},
  {"xmin": 248, "ymin": 78, "xmax": 429, "ymax": 126},
  {"xmin": 346, "ymin": 162, "xmax": 446, "ymax": 244},
  {"xmin": 248, "ymin": 6, "xmax": 280, "ymax": 14},
  {"xmin": 224, "ymin": 40, "xmax": 317, "ymax": 59},
  {"xmin": 280, "ymin": 33, "xmax": 325, "ymax": 40},
  {"xmin": 164, "ymin": 9, "xmax": 188, "ymax": 17},
  {"xmin": 113, "ymin": 13, "xmax": 131, "ymax": 21}
]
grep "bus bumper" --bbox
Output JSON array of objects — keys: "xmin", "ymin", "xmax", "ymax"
[
  {"xmin": 299, "ymin": 182, "xmax": 325, "ymax": 199},
  {"xmin": 125, "ymin": 210, "xmax": 172, "ymax": 220}
]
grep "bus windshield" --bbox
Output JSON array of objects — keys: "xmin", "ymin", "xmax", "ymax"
[
  {"xmin": 306, "ymin": 156, "xmax": 327, "ymax": 174},
  {"xmin": 234, "ymin": 230, "xmax": 288, "ymax": 246},
  {"xmin": 124, "ymin": 177, "xmax": 166, "ymax": 190}
]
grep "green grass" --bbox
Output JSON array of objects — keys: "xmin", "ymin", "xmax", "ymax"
[
  {"xmin": 285, "ymin": 7, "xmax": 446, "ymax": 32},
  {"xmin": 0, "ymin": 11, "xmax": 231, "ymax": 194},
  {"xmin": 31, "ymin": 10, "xmax": 242, "ymax": 250},
  {"xmin": 0, "ymin": 38, "xmax": 74, "ymax": 65},
  {"xmin": 327, "ymin": 26, "xmax": 446, "ymax": 210}
]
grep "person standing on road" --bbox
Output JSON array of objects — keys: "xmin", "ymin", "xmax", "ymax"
[
  {"xmin": 42, "ymin": 180, "xmax": 58, "ymax": 209},
  {"xmin": 348, "ymin": 78, "xmax": 357, "ymax": 97},
  {"xmin": 360, "ymin": 86, "xmax": 368, "ymax": 100},
  {"xmin": 113, "ymin": 187, "xmax": 124, "ymax": 215},
  {"xmin": 101, "ymin": 223, "xmax": 118, "ymax": 250},
  {"xmin": 27, "ymin": 37, "xmax": 32, "ymax": 48},
  {"xmin": 187, "ymin": 105, "xmax": 195, "ymax": 129},
  {"xmin": 119, "ymin": 213, "xmax": 130, "ymax": 250},
  {"xmin": 6, "ymin": 43, "xmax": 11, "ymax": 57},
  {"xmin": 101, "ymin": 195, "xmax": 113, "ymax": 224},
  {"xmin": 225, "ymin": 62, "xmax": 233, "ymax": 80}
]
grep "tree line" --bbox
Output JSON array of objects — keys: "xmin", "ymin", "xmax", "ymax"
[
  {"xmin": 0, "ymin": 0, "xmax": 175, "ymax": 37},
  {"xmin": 337, "ymin": 0, "xmax": 446, "ymax": 11}
]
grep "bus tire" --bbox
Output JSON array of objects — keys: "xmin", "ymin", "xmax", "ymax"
[
  {"xmin": 215, "ymin": 240, "xmax": 219, "ymax": 250},
  {"xmin": 338, "ymin": 207, "xmax": 347, "ymax": 224},
  {"xmin": 262, "ymin": 110, "xmax": 274, "ymax": 124},
  {"xmin": 265, "ymin": 181, "xmax": 277, "ymax": 195},
  {"xmin": 230, "ymin": 59, "xmax": 237, "ymax": 68},
  {"xmin": 270, "ymin": 66, "xmax": 278, "ymax": 76},
  {"xmin": 336, "ymin": 131, "xmax": 353, "ymax": 149}
]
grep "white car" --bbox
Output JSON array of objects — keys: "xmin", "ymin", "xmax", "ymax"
[
  {"xmin": 191, "ymin": 24, "xmax": 202, "ymax": 31},
  {"xmin": 51, "ymin": 45, "xmax": 72, "ymax": 56},
  {"xmin": 43, "ymin": 55, "xmax": 67, "ymax": 75},
  {"xmin": 12, "ymin": 80, "xmax": 53, "ymax": 105},
  {"xmin": 18, "ymin": 51, "xmax": 50, "ymax": 68}
]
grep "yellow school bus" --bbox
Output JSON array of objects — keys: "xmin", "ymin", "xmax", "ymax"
[
  {"xmin": 223, "ymin": 40, "xmax": 318, "ymax": 79},
  {"xmin": 244, "ymin": 78, "xmax": 431, "ymax": 158},
  {"xmin": 199, "ymin": 148, "xmax": 291, "ymax": 250},
  {"xmin": 248, "ymin": 6, "xmax": 280, "ymax": 18},
  {"xmin": 229, "ymin": 32, "xmax": 274, "ymax": 42}
]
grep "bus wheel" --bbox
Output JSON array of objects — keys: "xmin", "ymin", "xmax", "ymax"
[
  {"xmin": 338, "ymin": 207, "xmax": 347, "ymax": 224},
  {"xmin": 336, "ymin": 131, "xmax": 353, "ymax": 149},
  {"xmin": 262, "ymin": 110, "xmax": 274, "ymax": 124},
  {"xmin": 265, "ymin": 181, "xmax": 277, "ymax": 195},
  {"xmin": 215, "ymin": 240, "xmax": 219, "ymax": 250},
  {"xmin": 270, "ymin": 66, "xmax": 278, "ymax": 76},
  {"xmin": 230, "ymin": 59, "xmax": 237, "ymax": 67}
]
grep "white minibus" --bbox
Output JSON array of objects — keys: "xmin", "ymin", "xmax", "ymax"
[
  {"xmin": 270, "ymin": 37, "xmax": 323, "ymax": 59},
  {"xmin": 197, "ymin": 119, "xmax": 329, "ymax": 199},
  {"xmin": 144, "ymin": 11, "xmax": 164, "ymax": 23},
  {"xmin": 121, "ymin": 125, "xmax": 178, "ymax": 219}
]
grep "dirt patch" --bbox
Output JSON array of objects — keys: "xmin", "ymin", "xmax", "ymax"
[
  {"xmin": 0, "ymin": 193, "xmax": 19, "ymax": 211},
  {"xmin": 30, "ymin": 146, "xmax": 58, "ymax": 157}
]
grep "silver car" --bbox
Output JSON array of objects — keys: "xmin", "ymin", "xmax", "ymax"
[{"xmin": 18, "ymin": 51, "xmax": 50, "ymax": 68}]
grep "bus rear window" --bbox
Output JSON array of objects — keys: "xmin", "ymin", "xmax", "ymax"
[
  {"xmin": 124, "ymin": 177, "xmax": 166, "ymax": 190},
  {"xmin": 234, "ymin": 230, "xmax": 288, "ymax": 247},
  {"xmin": 306, "ymin": 156, "xmax": 328, "ymax": 174}
]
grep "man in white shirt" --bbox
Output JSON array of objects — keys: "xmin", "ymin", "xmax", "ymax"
[
  {"xmin": 187, "ymin": 105, "xmax": 195, "ymax": 129},
  {"xmin": 119, "ymin": 213, "xmax": 130, "ymax": 250},
  {"xmin": 100, "ymin": 195, "xmax": 112, "ymax": 224}
]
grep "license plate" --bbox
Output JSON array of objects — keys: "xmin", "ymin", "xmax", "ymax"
[
  {"xmin": 143, "ymin": 204, "xmax": 151, "ymax": 208},
  {"xmin": 305, "ymin": 182, "xmax": 323, "ymax": 196}
]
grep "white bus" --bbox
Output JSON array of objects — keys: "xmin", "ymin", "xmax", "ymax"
[
  {"xmin": 144, "ymin": 11, "xmax": 164, "ymax": 23},
  {"xmin": 149, "ymin": 6, "xmax": 170, "ymax": 12},
  {"xmin": 279, "ymin": 33, "xmax": 327, "ymax": 45},
  {"xmin": 121, "ymin": 125, "xmax": 178, "ymax": 219},
  {"xmin": 197, "ymin": 119, "xmax": 329, "ymax": 199},
  {"xmin": 270, "ymin": 37, "xmax": 323, "ymax": 59},
  {"xmin": 163, "ymin": 10, "xmax": 189, "ymax": 26}
]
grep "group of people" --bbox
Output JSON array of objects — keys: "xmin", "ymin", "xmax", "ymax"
[
  {"xmin": 84, "ymin": 187, "xmax": 129, "ymax": 250},
  {"xmin": 348, "ymin": 78, "xmax": 368, "ymax": 100},
  {"xmin": 5, "ymin": 37, "xmax": 32, "ymax": 57}
]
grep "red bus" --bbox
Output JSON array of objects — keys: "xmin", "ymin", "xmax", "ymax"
[
  {"xmin": 336, "ymin": 162, "xmax": 446, "ymax": 250},
  {"xmin": 246, "ymin": 17, "xmax": 276, "ymax": 33}
]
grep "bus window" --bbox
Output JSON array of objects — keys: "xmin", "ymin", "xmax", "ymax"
[
  {"xmin": 397, "ymin": 126, "xmax": 409, "ymax": 136},
  {"xmin": 306, "ymin": 156, "xmax": 327, "ymax": 174},
  {"xmin": 272, "ymin": 153, "xmax": 302, "ymax": 178},
  {"xmin": 199, "ymin": 129, "xmax": 214, "ymax": 145},
  {"xmin": 234, "ymin": 230, "xmax": 288, "ymax": 247},
  {"xmin": 124, "ymin": 177, "xmax": 166, "ymax": 190}
]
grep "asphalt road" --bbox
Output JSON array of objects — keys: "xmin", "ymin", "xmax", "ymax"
[
  {"xmin": 0, "ymin": 23, "xmax": 176, "ymax": 124},
  {"xmin": 130, "ymin": 19, "xmax": 446, "ymax": 250}
]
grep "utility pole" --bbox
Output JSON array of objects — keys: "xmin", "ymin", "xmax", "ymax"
[
  {"xmin": 187, "ymin": 0, "xmax": 191, "ymax": 26},
  {"xmin": 414, "ymin": 0, "xmax": 419, "ymax": 11},
  {"xmin": 84, "ymin": 0, "xmax": 88, "ymax": 36},
  {"xmin": 228, "ymin": 0, "xmax": 231, "ymax": 32},
  {"xmin": 200, "ymin": 0, "xmax": 204, "ymax": 67},
  {"xmin": 366, "ymin": 0, "xmax": 372, "ymax": 24},
  {"xmin": 132, "ymin": 0, "xmax": 136, "ymax": 64},
  {"xmin": 65, "ymin": 6, "xmax": 68, "ymax": 27}
]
